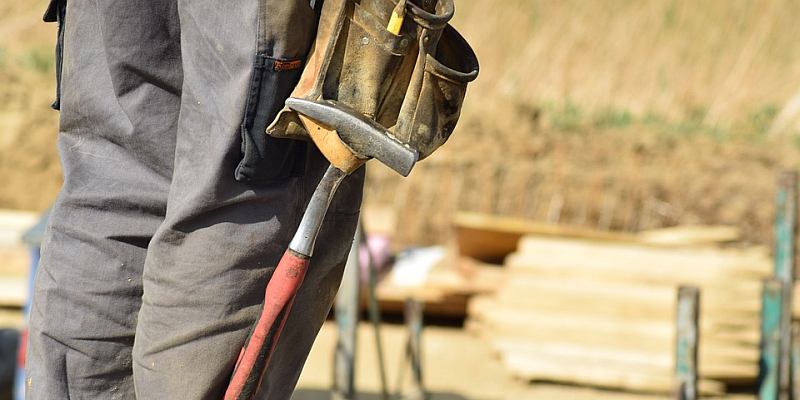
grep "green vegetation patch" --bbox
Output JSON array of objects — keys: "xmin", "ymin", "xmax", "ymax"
[
  {"xmin": 19, "ymin": 46, "xmax": 55, "ymax": 74},
  {"xmin": 537, "ymin": 99, "xmax": 780, "ymax": 143}
]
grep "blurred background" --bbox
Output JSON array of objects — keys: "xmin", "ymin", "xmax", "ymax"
[{"xmin": 4, "ymin": 0, "xmax": 800, "ymax": 399}]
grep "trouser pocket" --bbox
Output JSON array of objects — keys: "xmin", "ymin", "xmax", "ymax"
[
  {"xmin": 235, "ymin": 55, "xmax": 308, "ymax": 182},
  {"xmin": 43, "ymin": 0, "xmax": 67, "ymax": 110}
]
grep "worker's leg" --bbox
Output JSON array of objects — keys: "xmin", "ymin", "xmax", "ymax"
[
  {"xmin": 25, "ymin": 0, "xmax": 182, "ymax": 397},
  {"xmin": 130, "ymin": 0, "xmax": 363, "ymax": 399},
  {"xmin": 254, "ymin": 158, "xmax": 365, "ymax": 400},
  {"xmin": 26, "ymin": 0, "xmax": 359, "ymax": 398}
]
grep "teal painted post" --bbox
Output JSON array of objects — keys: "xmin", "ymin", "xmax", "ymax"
[
  {"xmin": 791, "ymin": 322, "xmax": 800, "ymax": 400},
  {"xmin": 761, "ymin": 278, "xmax": 784, "ymax": 400},
  {"xmin": 675, "ymin": 286, "xmax": 699, "ymax": 400},
  {"xmin": 774, "ymin": 171, "xmax": 797, "ymax": 400}
]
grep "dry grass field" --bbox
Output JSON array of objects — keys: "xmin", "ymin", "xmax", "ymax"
[
  {"xmin": 3, "ymin": 1, "xmax": 800, "ymax": 243},
  {"xmin": 366, "ymin": 0, "xmax": 800, "ymax": 247}
]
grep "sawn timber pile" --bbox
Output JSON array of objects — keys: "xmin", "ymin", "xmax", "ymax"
[{"xmin": 467, "ymin": 233, "xmax": 778, "ymax": 393}]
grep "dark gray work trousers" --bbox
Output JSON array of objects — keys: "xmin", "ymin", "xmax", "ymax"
[{"xmin": 25, "ymin": 0, "xmax": 364, "ymax": 398}]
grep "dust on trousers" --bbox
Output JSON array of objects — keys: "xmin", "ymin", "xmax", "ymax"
[{"xmin": 24, "ymin": 0, "xmax": 364, "ymax": 399}]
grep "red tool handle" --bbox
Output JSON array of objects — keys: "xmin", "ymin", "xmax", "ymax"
[{"xmin": 223, "ymin": 249, "xmax": 310, "ymax": 400}]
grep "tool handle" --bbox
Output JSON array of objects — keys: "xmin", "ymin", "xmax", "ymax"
[{"xmin": 223, "ymin": 249, "xmax": 310, "ymax": 400}]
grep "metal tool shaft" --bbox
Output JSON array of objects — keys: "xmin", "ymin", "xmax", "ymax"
[{"xmin": 289, "ymin": 164, "xmax": 347, "ymax": 257}]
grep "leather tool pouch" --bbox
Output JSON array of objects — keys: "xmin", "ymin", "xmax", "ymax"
[{"xmin": 267, "ymin": 0, "xmax": 478, "ymax": 161}]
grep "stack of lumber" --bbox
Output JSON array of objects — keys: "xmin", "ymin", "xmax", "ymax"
[
  {"xmin": 467, "ymin": 232, "xmax": 774, "ymax": 393},
  {"xmin": 358, "ymin": 207, "xmax": 507, "ymax": 318}
]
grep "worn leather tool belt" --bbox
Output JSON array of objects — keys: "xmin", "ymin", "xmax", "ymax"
[{"xmin": 267, "ymin": 0, "xmax": 479, "ymax": 169}]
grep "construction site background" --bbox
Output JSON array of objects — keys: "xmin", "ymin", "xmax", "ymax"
[{"xmin": 3, "ymin": 0, "xmax": 800, "ymax": 398}]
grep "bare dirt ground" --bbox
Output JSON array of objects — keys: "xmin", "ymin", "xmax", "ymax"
[
  {"xmin": 293, "ymin": 321, "xmax": 752, "ymax": 400},
  {"xmin": 0, "ymin": 239, "xmax": 751, "ymax": 400},
  {"xmin": 0, "ymin": 309, "xmax": 747, "ymax": 400}
]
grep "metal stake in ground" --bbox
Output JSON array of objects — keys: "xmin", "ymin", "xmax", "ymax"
[
  {"xmin": 791, "ymin": 322, "xmax": 800, "ymax": 400},
  {"xmin": 760, "ymin": 278, "xmax": 784, "ymax": 400},
  {"xmin": 396, "ymin": 298, "xmax": 426, "ymax": 400},
  {"xmin": 675, "ymin": 286, "xmax": 699, "ymax": 400},
  {"xmin": 773, "ymin": 171, "xmax": 797, "ymax": 400},
  {"xmin": 331, "ymin": 222, "xmax": 361, "ymax": 400}
]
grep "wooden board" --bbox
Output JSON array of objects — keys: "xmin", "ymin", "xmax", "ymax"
[
  {"xmin": 638, "ymin": 225, "xmax": 741, "ymax": 246},
  {"xmin": 493, "ymin": 338, "xmax": 757, "ymax": 379},
  {"xmin": 492, "ymin": 275, "xmax": 763, "ymax": 318},
  {"xmin": 516, "ymin": 236, "xmax": 770, "ymax": 274},
  {"xmin": 466, "ymin": 232, "xmax": 774, "ymax": 392},
  {"xmin": 506, "ymin": 253, "xmax": 767, "ymax": 288},
  {"xmin": 0, "ymin": 276, "xmax": 27, "ymax": 308},
  {"xmin": 0, "ymin": 209, "xmax": 39, "ymax": 246},
  {"xmin": 470, "ymin": 302, "xmax": 758, "ymax": 353},
  {"xmin": 502, "ymin": 349, "xmax": 728, "ymax": 395},
  {"xmin": 454, "ymin": 212, "xmax": 638, "ymax": 262},
  {"xmin": 370, "ymin": 259, "xmax": 504, "ymax": 318},
  {"xmin": 0, "ymin": 244, "xmax": 30, "ymax": 277},
  {"xmin": 455, "ymin": 213, "xmax": 748, "ymax": 262}
]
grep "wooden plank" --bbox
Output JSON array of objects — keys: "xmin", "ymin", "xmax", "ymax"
[
  {"xmin": 518, "ymin": 235, "xmax": 772, "ymax": 266},
  {"xmin": 370, "ymin": 257, "xmax": 505, "ymax": 318},
  {"xmin": 453, "ymin": 212, "xmax": 638, "ymax": 262},
  {"xmin": 371, "ymin": 293, "xmax": 469, "ymax": 318},
  {"xmin": 495, "ymin": 338, "xmax": 672, "ymax": 373},
  {"xmin": 0, "ymin": 209, "xmax": 39, "ymax": 246},
  {"xmin": 418, "ymin": 259, "xmax": 505, "ymax": 295},
  {"xmin": 469, "ymin": 302, "xmax": 760, "ymax": 362},
  {"xmin": 470, "ymin": 303, "xmax": 757, "ymax": 352},
  {"xmin": 492, "ymin": 337, "xmax": 757, "ymax": 380},
  {"xmin": 516, "ymin": 236, "xmax": 771, "ymax": 275},
  {"xmin": 486, "ymin": 290, "xmax": 760, "ymax": 328},
  {"xmin": 0, "ymin": 276, "xmax": 27, "ymax": 308},
  {"xmin": 506, "ymin": 252, "xmax": 767, "ymax": 288},
  {"xmin": 469, "ymin": 302, "xmax": 673, "ymax": 347},
  {"xmin": 455, "ymin": 212, "xmax": 746, "ymax": 262},
  {"xmin": 455, "ymin": 226, "xmax": 522, "ymax": 264},
  {"xmin": 792, "ymin": 283, "xmax": 800, "ymax": 319},
  {"xmin": 0, "ymin": 244, "xmax": 30, "ymax": 277},
  {"xmin": 502, "ymin": 349, "xmax": 671, "ymax": 392},
  {"xmin": 638, "ymin": 225, "xmax": 741, "ymax": 247},
  {"xmin": 490, "ymin": 275, "xmax": 762, "ymax": 320},
  {"xmin": 488, "ymin": 333, "xmax": 758, "ymax": 370},
  {"xmin": 0, "ymin": 309, "xmax": 24, "ymax": 329},
  {"xmin": 500, "ymin": 349, "xmax": 727, "ymax": 395},
  {"xmin": 454, "ymin": 212, "xmax": 640, "ymax": 242},
  {"xmin": 466, "ymin": 229, "xmax": 776, "ymax": 391}
]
